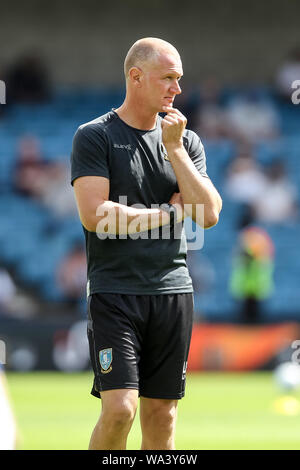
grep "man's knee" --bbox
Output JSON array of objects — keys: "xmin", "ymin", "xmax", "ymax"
[
  {"xmin": 141, "ymin": 399, "xmax": 177, "ymax": 432},
  {"xmin": 100, "ymin": 390, "xmax": 138, "ymax": 432},
  {"xmin": 102, "ymin": 403, "xmax": 136, "ymax": 429}
]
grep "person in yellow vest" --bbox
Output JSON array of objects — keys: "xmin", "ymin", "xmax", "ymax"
[{"xmin": 230, "ymin": 226, "xmax": 275, "ymax": 324}]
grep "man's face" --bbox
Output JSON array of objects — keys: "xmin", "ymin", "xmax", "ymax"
[{"xmin": 141, "ymin": 52, "xmax": 183, "ymax": 112}]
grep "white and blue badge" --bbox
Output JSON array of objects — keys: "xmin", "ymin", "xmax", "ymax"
[{"xmin": 99, "ymin": 348, "xmax": 113, "ymax": 374}]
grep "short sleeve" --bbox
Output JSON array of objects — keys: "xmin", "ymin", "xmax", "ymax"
[
  {"xmin": 70, "ymin": 125, "xmax": 110, "ymax": 186},
  {"xmin": 184, "ymin": 130, "xmax": 209, "ymax": 178}
]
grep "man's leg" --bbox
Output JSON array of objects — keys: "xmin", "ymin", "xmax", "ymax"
[
  {"xmin": 139, "ymin": 397, "xmax": 178, "ymax": 450},
  {"xmin": 89, "ymin": 389, "xmax": 139, "ymax": 450}
]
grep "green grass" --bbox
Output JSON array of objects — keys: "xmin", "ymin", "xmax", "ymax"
[{"xmin": 6, "ymin": 371, "xmax": 300, "ymax": 450}]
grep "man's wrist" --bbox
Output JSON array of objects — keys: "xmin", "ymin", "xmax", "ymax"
[
  {"xmin": 161, "ymin": 203, "xmax": 177, "ymax": 226},
  {"xmin": 164, "ymin": 142, "xmax": 186, "ymax": 162},
  {"xmin": 163, "ymin": 140, "xmax": 184, "ymax": 154}
]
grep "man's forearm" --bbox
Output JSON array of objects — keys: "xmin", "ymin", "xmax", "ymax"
[
  {"xmin": 82, "ymin": 200, "xmax": 182, "ymax": 235},
  {"xmin": 165, "ymin": 143, "xmax": 222, "ymax": 228}
]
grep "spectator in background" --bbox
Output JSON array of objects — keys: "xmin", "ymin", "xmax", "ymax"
[
  {"xmin": 194, "ymin": 77, "xmax": 229, "ymax": 140},
  {"xmin": 0, "ymin": 268, "xmax": 17, "ymax": 316},
  {"xmin": 40, "ymin": 162, "xmax": 78, "ymax": 217},
  {"xmin": 14, "ymin": 135, "xmax": 51, "ymax": 200},
  {"xmin": 224, "ymin": 145, "xmax": 266, "ymax": 205},
  {"xmin": 14, "ymin": 135, "xmax": 77, "ymax": 216},
  {"xmin": 275, "ymin": 47, "xmax": 300, "ymax": 102},
  {"xmin": 229, "ymin": 226, "xmax": 275, "ymax": 324},
  {"xmin": 251, "ymin": 160, "xmax": 298, "ymax": 224},
  {"xmin": 225, "ymin": 90, "xmax": 280, "ymax": 144},
  {"xmin": 5, "ymin": 53, "xmax": 51, "ymax": 104},
  {"xmin": 56, "ymin": 243, "xmax": 87, "ymax": 309}
]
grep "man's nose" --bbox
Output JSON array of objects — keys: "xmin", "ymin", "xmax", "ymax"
[{"xmin": 170, "ymin": 81, "xmax": 182, "ymax": 95}]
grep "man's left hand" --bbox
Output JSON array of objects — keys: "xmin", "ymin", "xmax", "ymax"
[{"xmin": 161, "ymin": 107, "xmax": 187, "ymax": 149}]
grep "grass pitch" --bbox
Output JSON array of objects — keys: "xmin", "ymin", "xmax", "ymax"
[{"xmin": 6, "ymin": 371, "xmax": 300, "ymax": 450}]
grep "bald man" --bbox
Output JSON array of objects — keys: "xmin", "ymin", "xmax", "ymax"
[{"xmin": 71, "ymin": 38, "xmax": 222, "ymax": 450}]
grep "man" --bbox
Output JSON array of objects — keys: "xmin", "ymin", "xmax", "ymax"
[{"xmin": 71, "ymin": 37, "xmax": 222, "ymax": 450}]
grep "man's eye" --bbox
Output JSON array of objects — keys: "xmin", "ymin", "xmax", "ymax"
[{"xmin": 164, "ymin": 76, "xmax": 181, "ymax": 81}]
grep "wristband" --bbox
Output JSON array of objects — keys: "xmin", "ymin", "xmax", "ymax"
[{"xmin": 163, "ymin": 203, "xmax": 177, "ymax": 226}]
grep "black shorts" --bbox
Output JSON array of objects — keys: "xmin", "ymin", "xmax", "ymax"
[{"xmin": 87, "ymin": 292, "xmax": 194, "ymax": 400}]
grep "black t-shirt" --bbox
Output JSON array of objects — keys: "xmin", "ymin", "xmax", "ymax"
[{"xmin": 71, "ymin": 110, "xmax": 209, "ymax": 296}]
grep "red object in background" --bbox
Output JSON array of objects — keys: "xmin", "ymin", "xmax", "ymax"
[{"xmin": 188, "ymin": 323, "xmax": 300, "ymax": 371}]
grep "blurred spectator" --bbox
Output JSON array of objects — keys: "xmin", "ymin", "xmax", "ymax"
[
  {"xmin": 194, "ymin": 77, "xmax": 229, "ymax": 139},
  {"xmin": 275, "ymin": 47, "xmax": 300, "ymax": 101},
  {"xmin": 251, "ymin": 160, "xmax": 299, "ymax": 224},
  {"xmin": 224, "ymin": 145, "xmax": 266, "ymax": 204},
  {"xmin": 14, "ymin": 135, "xmax": 52, "ymax": 199},
  {"xmin": 40, "ymin": 162, "xmax": 78, "ymax": 217},
  {"xmin": 225, "ymin": 91, "xmax": 280, "ymax": 143},
  {"xmin": 56, "ymin": 243, "xmax": 87, "ymax": 308},
  {"xmin": 0, "ymin": 267, "xmax": 38, "ymax": 318},
  {"xmin": 14, "ymin": 136, "xmax": 77, "ymax": 216},
  {"xmin": 229, "ymin": 226, "xmax": 275, "ymax": 324},
  {"xmin": 0, "ymin": 268, "xmax": 17, "ymax": 316},
  {"xmin": 5, "ymin": 53, "xmax": 51, "ymax": 104}
]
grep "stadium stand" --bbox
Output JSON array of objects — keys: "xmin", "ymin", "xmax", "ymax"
[{"xmin": 0, "ymin": 86, "xmax": 299, "ymax": 322}]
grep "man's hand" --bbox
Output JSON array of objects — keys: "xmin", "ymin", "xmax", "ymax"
[
  {"xmin": 169, "ymin": 191, "xmax": 183, "ymax": 207},
  {"xmin": 161, "ymin": 106, "xmax": 187, "ymax": 149},
  {"xmin": 168, "ymin": 191, "xmax": 186, "ymax": 223}
]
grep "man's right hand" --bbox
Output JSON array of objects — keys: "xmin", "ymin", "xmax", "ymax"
[
  {"xmin": 169, "ymin": 191, "xmax": 183, "ymax": 207},
  {"xmin": 168, "ymin": 192, "xmax": 186, "ymax": 223}
]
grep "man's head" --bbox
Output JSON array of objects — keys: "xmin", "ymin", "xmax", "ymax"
[{"xmin": 124, "ymin": 38, "xmax": 183, "ymax": 112}]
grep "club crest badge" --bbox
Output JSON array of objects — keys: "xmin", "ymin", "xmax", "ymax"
[
  {"xmin": 99, "ymin": 348, "xmax": 113, "ymax": 374},
  {"xmin": 161, "ymin": 143, "xmax": 170, "ymax": 161}
]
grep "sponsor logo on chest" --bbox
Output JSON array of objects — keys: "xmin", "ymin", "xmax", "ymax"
[{"xmin": 113, "ymin": 143, "xmax": 132, "ymax": 150}]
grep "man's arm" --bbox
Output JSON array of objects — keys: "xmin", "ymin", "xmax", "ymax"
[
  {"xmin": 162, "ymin": 106, "xmax": 222, "ymax": 229},
  {"xmin": 73, "ymin": 176, "xmax": 184, "ymax": 235}
]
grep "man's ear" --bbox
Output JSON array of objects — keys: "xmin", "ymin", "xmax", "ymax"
[{"xmin": 128, "ymin": 66, "xmax": 143, "ymax": 87}]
